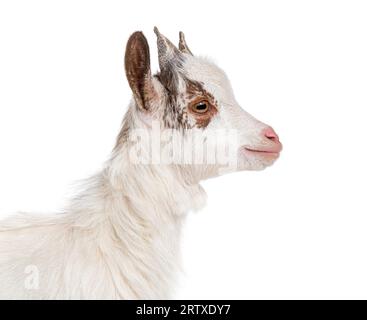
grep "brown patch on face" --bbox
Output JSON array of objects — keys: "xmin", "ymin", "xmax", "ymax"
[
  {"xmin": 185, "ymin": 80, "xmax": 218, "ymax": 128},
  {"xmin": 154, "ymin": 71, "xmax": 218, "ymax": 130},
  {"xmin": 157, "ymin": 78, "xmax": 218, "ymax": 130}
]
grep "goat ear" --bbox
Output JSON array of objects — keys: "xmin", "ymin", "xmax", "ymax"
[
  {"xmin": 178, "ymin": 31, "xmax": 193, "ymax": 55},
  {"xmin": 125, "ymin": 31, "xmax": 156, "ymax": 111}
]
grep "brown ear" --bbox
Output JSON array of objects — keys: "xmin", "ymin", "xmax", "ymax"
[{"xmin": 124, "ymin": 31, "xmax": 155, "ymax": 110}]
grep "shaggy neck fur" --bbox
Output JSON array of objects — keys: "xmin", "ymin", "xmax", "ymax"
[
  {"xmin": 0, "ymin": 101, "xmax": 207, "ymax": 300},
  {"xmin": 59, "ymin": 103, "xmax": 207, "ymax": 299}
]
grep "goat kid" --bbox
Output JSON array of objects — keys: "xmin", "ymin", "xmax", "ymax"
[{"xmin": 0, "ymin": 28, "xmax": 282, "ymax": 299}]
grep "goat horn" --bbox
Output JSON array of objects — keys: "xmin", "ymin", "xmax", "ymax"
[
  {"xmin": 178, "ymin": 31, "xmax": 193, "ymax": 55},
  {"xmin": 153, "ymin": 27, "xmax": 184, "ymax": 93},
  {"xmin": 153, "ymin": 26, "xmax": 182, "ymax": 70}
]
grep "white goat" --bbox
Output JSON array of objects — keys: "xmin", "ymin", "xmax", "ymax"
[{"xmin": 0, "ymin": 28, "xmax": 282, "ymax": 299}]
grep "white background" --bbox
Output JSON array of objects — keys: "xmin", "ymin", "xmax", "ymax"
[{"xmin": 0, "ymin": 0, "xmax": 366, "ymax": 299}]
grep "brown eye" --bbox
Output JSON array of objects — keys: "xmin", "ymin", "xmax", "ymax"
[{"xmin": 192, "ymin": 100, "xmax": 209, "ymax": 113}]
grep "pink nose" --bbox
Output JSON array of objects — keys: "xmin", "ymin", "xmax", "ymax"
[{"xmin": 262, "ymin": 127, "xmax": 280, "ymax": 143}]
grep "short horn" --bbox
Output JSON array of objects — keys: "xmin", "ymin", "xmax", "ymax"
[
  {"xmin": 153, "ymin": 27, "xmax": 184, "ymax": 93},
  {"xmin": 179, "ymin": 31, "xmax": 193, "ymax": 55},
  {"xmin": 154, "ymin": 26, "xmax": 183, "ymax": 70}
]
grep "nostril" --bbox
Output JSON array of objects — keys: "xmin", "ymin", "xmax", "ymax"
[{"xmin": 263, "ymin": 127, "xmax": 279, "ymax": 142}]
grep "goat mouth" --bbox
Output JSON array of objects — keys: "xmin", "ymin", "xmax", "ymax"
[{"xmin": 242, "ymin": 147, "xmax": 281, "ymax": 158}]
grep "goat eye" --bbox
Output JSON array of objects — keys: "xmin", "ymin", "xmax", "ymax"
[{"xmin": 193, "ymin": 101, "xmax": 209, "ymax": 113}]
